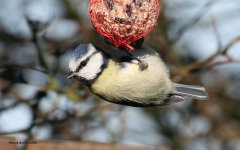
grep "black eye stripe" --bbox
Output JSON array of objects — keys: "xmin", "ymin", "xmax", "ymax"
[
  {"xmin": 76, "ymin": 59, "xmax": 89, "ymax": 72},
  {"xmin": 75, "ymin": 51, "xmax": 99, "ymax": 72}
]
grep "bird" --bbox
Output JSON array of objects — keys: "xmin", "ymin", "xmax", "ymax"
[{"xmin": 68, "ymin": 43, "xmax": 208, "ymax": 107}]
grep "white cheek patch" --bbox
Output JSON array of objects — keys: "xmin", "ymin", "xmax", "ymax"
[
  {"xmin": 69, "ymin": 44, "xmax": 97, "ymax": 72},
  {"xmin": 68, "ymin": 59, "xmax": 78, "ymax": 72},
  {"xmin": 77, "ymin": 53, "xmax": 104, "ymax": 80}
]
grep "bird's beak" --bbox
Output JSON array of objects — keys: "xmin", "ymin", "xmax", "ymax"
[{"xmin": 68, "ymin": 71, "xmax": 76, "ymax": 79}]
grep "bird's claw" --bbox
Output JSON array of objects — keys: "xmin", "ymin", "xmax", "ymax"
[{"xmin": 138, "ymin": 60, "xmax": 148, "ymax": 71}]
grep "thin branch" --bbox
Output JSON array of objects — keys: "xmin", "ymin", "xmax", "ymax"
[
  {"xmin": 25, "ymin": 17, "xmax": 50, "ymax": 72},
  {"xmin": 0, "ymin": 103, "xmax": 115, "ymax": 135},
  {"xmin": 206, "ymin": 59, "xmax": 240, "ymax": 69},
  {"xmin": 211, "ymin": 16, "xmax": 222, "ymax": 50},
  {"xmin": 0, "ymin": 128, "xmax": 31, "ymax": 135},
  {"xmin": 173, "ymin": 36, "xmax": 240, "ymax": 82},
  {"xmin": 32, "ymin": 32, "xmax": 50, "ymax": 72},
  {"xmin": 0, "ymin": 63, "xmax": 48, "ymax": 74},
  {"xmin": 0, "ymin": 99, "xmax": 37, "ymax": 114},
  {"xmin": 170, "ymin": 0, "xmax": 219, "ymax": 44}
]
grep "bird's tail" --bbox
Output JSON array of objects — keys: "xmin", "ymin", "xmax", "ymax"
[{"xmin": 172, "ymin": 83, "xmax": 208, "ymax": 100}]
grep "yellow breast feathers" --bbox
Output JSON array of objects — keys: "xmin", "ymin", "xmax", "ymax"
[{"xmin": 91, "ymin": 48, "xmax": 173, "ymax": 103}]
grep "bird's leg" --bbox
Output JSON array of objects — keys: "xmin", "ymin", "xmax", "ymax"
[
  {"xmin": 104, "ymin": 38, "xmax": 148, "ymax": 70},
  {"xmin": 123, "ymin": 38, "xmax": 148, "ymax": 71},
  {"xmin": 124, "ymin": 49, "xmax": 148, "ymax": 71}
]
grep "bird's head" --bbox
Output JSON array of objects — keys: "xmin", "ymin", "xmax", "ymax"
[{"xmin": 68, "ymin": 44, "xmax": 108, "ymax": 85}]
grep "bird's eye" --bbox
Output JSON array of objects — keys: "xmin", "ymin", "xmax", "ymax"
[
  {"xmin": 80, "ymin": 60, "xmax": 87, "ymax": 67},
  {"xmin": 76, "ymin": 58, "xmax": 90, "ymax": 72}
]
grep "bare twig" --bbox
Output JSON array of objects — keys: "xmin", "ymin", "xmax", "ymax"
[
  {"xmin": 173, "ymin": 36, "xmax": 240, "ymax": 82},
  {"xmin": 206, "ymin": 59, "xmax": 240, "ymax": 69},
  {"xmin": 26, "ymin": 17, "xmax": 50, "ymax": 72},
  {"xmin": 0, "ymin": 63, "xmax": 47, "ymax": 74},
  {"xmin": 0, "ymin": 103, "xmax": 115, "ymax": 135},
  {"xmin": 211, "ymin": 17, "xmax": 222, "ymax": 50},
  {"xmin": 0, "ymin": 100, "xmax": 37, "ymax": 114},
  {"xmin": 170, "ymin": 0, "xmax": 219, "ymax": 44},
  {"xmin": 32, "ymin": 32, "xmax": 49, "ymax": 72}
]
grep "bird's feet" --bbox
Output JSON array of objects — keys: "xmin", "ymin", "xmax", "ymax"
[
  {"xmin": 138, "ymin": 59, "xmax": 148, "ymax": 71},
  {"xmin": 122, "ymin": 49, "xmax": 148, "ymax": 71}
]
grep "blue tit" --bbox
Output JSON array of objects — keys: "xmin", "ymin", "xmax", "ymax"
[{"xmin": 68, "ymin": 44, "xmax": 208, "ymax": 107}]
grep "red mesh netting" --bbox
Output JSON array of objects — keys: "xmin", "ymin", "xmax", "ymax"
[{"xmin": 89, "ymin": 0, "xmax": 160, "ymax": 51}]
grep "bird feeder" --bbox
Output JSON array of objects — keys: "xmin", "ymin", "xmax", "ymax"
[{"xmin": 89, "ymin": 0, "xmax": 160, "ymax": 51}]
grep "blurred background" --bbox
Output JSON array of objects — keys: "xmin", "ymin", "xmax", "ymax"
[{"xmin": 0, "ymin": 0, "xmax": 240, "ymax": 150}]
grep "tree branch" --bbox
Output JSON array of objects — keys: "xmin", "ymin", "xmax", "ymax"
[{"xmin": 172, "ymin": 36, "xmax": 240, "ymax": 82}]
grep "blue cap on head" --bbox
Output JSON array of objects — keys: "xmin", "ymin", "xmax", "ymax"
[{"xmin": 71, "ymin": 44, "xmax": 93, "ymax": 60}]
